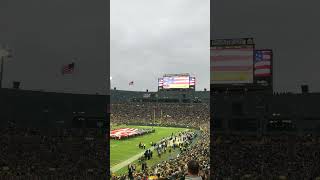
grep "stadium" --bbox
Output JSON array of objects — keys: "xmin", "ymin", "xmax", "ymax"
[
  {"xmin": 0, "ymin": 87, "xmax": 107, "ymax": 179},
  {"xmin": 211, "ymin": 38, "xmax": 320, "ymax": 179},
  {"xmin": 110, "ymin": 73, "xmax": 210, "ymax": 179}
]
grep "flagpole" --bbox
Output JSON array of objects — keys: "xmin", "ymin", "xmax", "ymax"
[
  {"xmin": 0, "ymin": 45, "xmax": 10, "ymax": 89},
  {"xmin": 110, "ymin": 76, "xmax": 112, "ymax": 90},
  {"xmin": 72, "ymin": 58, "xmax": 77, "ymax": 94}
]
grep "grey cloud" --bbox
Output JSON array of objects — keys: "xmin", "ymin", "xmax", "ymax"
[
  {"xmin": 0, "ymin": 0, "xmax": 108, "ymax": 94},
  {"xmin": 213, "ymin": 0, "xmax": 320, "ymax": 92},
  {"xmin": 111, "ymin": 0, "xmax": 209, "ymax": 91}
]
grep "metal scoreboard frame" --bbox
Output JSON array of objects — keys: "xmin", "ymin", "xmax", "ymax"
[
  {"xmin": 211, "ymin": 38, "xmax": 254, "ymax": 47},
  {"xmin": 158, "ymin": 73, "xmax": 196, "ymax": 92}
]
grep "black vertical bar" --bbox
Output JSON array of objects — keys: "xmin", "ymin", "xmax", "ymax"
[{"xmin": 0, "ymin": 57, "xmax": 4, "ymax": 88}]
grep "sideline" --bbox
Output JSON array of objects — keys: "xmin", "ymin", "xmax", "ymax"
[
  {"xmin": 111, "ymin": 129, "xmax": 200, "ymax": 173},
  {"xmin": 111, "ymin": 146, "xmax": 155, "ymax": 173}
]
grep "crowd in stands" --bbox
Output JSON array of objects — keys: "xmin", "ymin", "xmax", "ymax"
[
  {"xmin": 212, "ymin": 134, "xmax": 320, "ymax": 179},
  {"xmin": 0, "ymin": 127, "xmax": 107, "ymax": 179},
  {"xmin": 111, "ymin": 103, "xmax": 209, "ymax": 128},
  {"xmin": 150, "ymin": 130, "xmax": 209, "ymax": 179}
]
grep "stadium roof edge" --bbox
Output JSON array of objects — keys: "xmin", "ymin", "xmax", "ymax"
[
  {"xmin": 110, "ymin": 89, "xmax": 209, "ymax": 93},
  {"xmin": 0, "ymin": 88, "xmax": 106, "ymax": 96}
]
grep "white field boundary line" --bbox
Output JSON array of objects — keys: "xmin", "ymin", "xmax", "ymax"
[{"xmin": 111, "ymin": 146, "xmax": 155, "ymax": 172}]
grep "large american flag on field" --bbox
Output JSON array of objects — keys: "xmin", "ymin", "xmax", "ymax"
[
  {"xmin": 110, "ymin": 128, "xmax": 139, "ymax": 138},
  {"xmin": 61, "ymin": 62, "xmax": 75, "ymax": 75},
  {"xmin": 254, "ymin": 50, "xmax": 272, "ymax": 77},
  {"xmin": 189, "ymin": 77, "xmax": 195, "ymax": 86},
  {"xmin": 211, "ymin": 47, "xmax": 254, "ymax": 83}
]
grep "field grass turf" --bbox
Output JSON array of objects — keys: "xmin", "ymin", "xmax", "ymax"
[{"xmin": 110, "ymin": 125, "xmax": 188, "ymax": 171}]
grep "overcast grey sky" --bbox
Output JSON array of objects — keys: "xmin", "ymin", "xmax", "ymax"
[
  {"xmin": 111, "ymin": 0, "xmax": 209, "ymax": 92},
  {"xmin": 0, "ymin": 0, "xmax": 108, "ymax": 94},
  {"xmin": 213, "ymin": 0, "xmax": 320, "ymax": 93}
]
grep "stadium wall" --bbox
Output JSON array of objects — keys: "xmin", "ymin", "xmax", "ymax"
[
  {"xmin": 212, "ymin": 92, "xmax": 320, "ymax": 135},
  {"xmin": 0, "ymin": 88, "xmax": 106, "ymax": 127},
  {"xmin": 111, "ymin": 89, "xmax": 209, "ymax": 103}
]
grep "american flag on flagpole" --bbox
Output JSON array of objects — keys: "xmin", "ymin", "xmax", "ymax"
[
  {"xmin": 61, "ymin": 62, "xmax": 75, "ymax": 75},
  {"xmin": 254, "ymin": 50, "xmax": 272, "ymax": 77}
]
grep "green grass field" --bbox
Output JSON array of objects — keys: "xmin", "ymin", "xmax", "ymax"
[{"xmin": 110, "ymin": 125, "xmax": 189, "ymax": 173}]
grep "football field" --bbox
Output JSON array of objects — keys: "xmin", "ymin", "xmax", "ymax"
[{"xmin": 110, "ymin": 125, "xmax": 188, "ymax": 172}]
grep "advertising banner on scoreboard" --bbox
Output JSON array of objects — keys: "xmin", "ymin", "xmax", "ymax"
[
  {"xmin": 163, "ymin": 76, "xmax": 190, "ymax": 89},
  {"xmin": 210, "ymin": 38, "xmax": 254, "ymax": 85}
]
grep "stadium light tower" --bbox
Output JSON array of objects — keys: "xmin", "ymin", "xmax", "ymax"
[
  {"xmin": 110, "ymin": 76, "xmax": 113, "ymax": 89},
  {"xmin": 0, "ymin": 45, "xmax": 12, "ymax": 89}
]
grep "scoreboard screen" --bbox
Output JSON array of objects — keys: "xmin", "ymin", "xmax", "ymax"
[
  {"xmin": 211, "ymin": 38, "xmax": 254, "ymax": 84},
  {"xmin": 163, "ymin": 76, "xmax": 190, "ymax": 89}
]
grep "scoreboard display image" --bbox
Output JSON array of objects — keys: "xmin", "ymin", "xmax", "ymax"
[
  {"xmin": 162, "ymin": 76, "xmax": 190, "ymax": 89},
  {"xmin": 211, "ymin": 38, "xmax": 254, "ymax": 85},
  {"xmin": 254, "ymin": 49, "xmax": 273, "ymax": 88}
]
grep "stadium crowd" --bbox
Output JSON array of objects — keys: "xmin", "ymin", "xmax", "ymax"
[
  {"xmin": 0, "ymin": 127, "xmax": 107, "ymax": 179},
  {"xmin": 111, "ymin": 102, "xmax": 210, "ymax": 179},
  {"xmin": 150, "ymin": 130, "xmax": 209, "ymax": 179},
  {"xmin": 111, "ymin": 103, "xmax": 209, "ymax": 128},
  {"xmin": 212, "ymin": 134, "xmax": 320, "ymax": 179}
]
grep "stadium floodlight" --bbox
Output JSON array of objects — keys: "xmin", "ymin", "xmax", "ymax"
[{"xmin": 0, "ymin": 45, "xmax": 12, "ymax": 88}]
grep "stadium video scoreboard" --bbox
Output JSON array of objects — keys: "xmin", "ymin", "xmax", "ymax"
[
  {"xmin": 254, "ymin": 49, "xmax": 273, "ymax": 89},
  {"xmin": 211, "ymin": 38, "xmax": 273, "ymax": 92},
  {"xmin": 211, "ymin": 38, "xmax": 255, "ymax": 85},
  {"xmin": 158, "ymin": 73, "xmax": 195, "ymax": 91}
]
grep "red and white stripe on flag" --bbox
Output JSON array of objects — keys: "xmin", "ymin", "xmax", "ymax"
[
  {"xmin": 110, "ymin": 128, "xmax": 139, "ymax": 138},
  {"xmin": 210, "ymin": 48, "xmax": 254, "ymax": 72}
]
